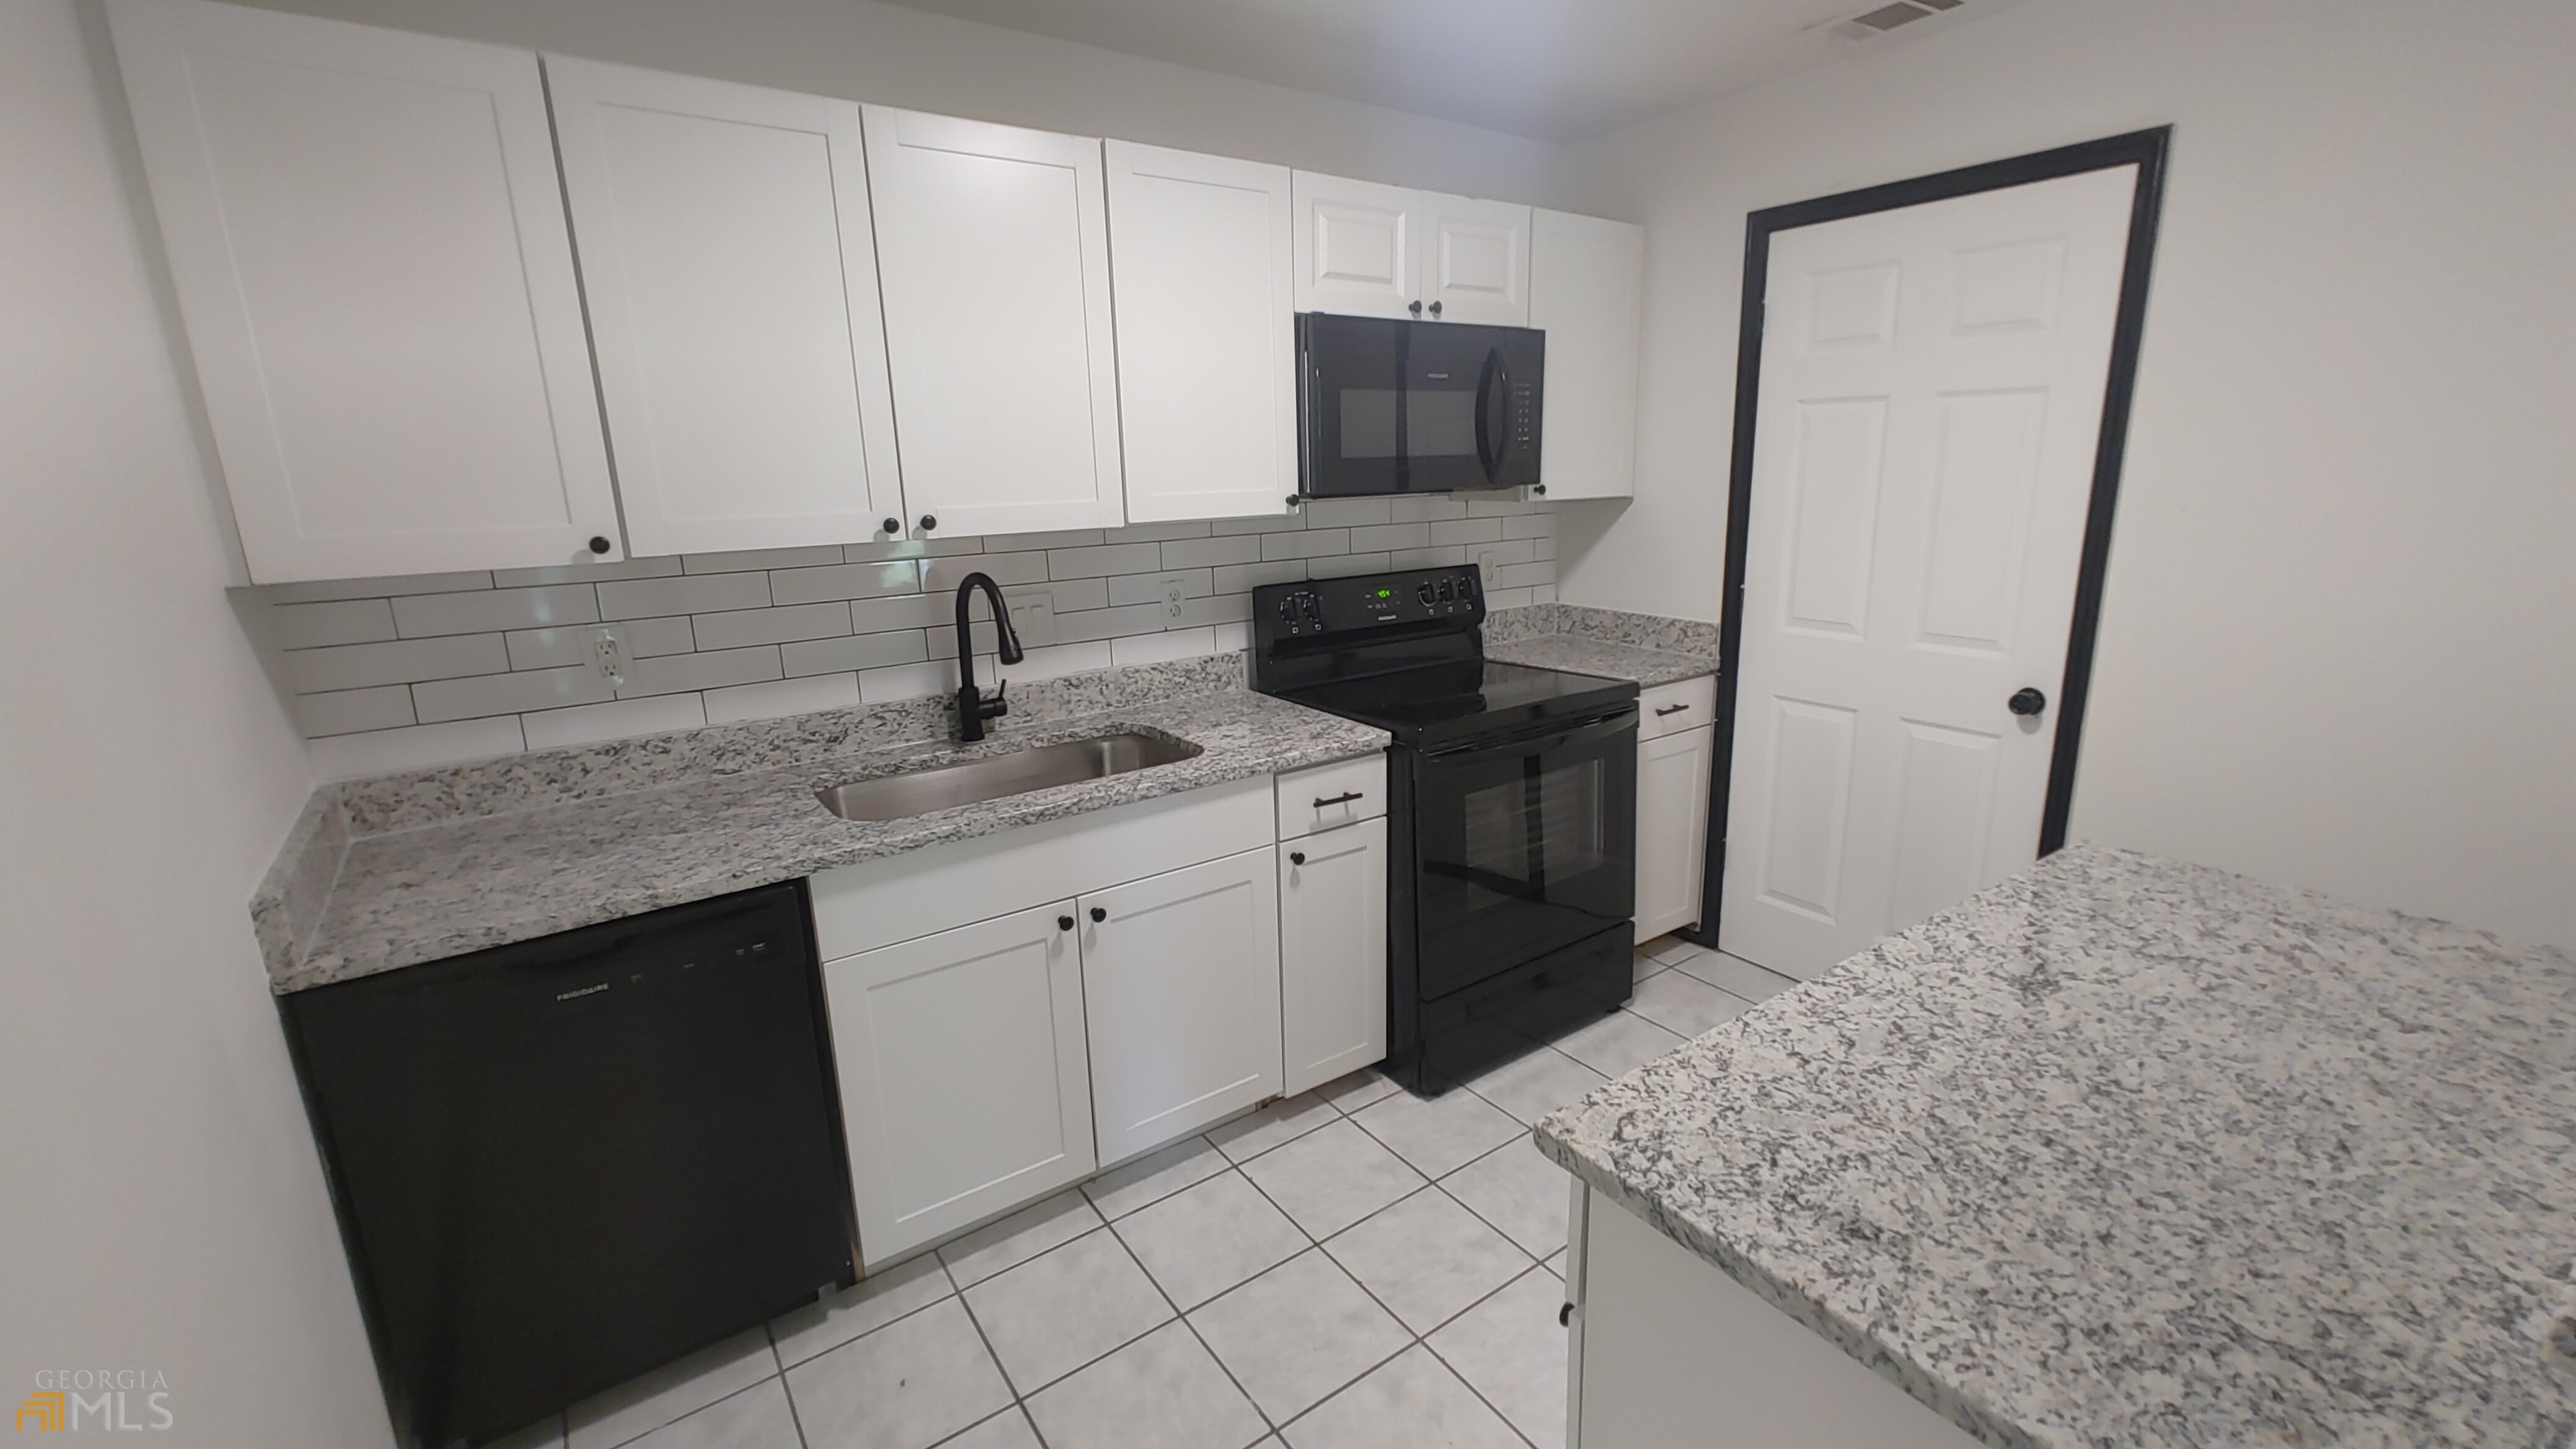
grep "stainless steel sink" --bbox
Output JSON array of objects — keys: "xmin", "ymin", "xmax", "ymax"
[{"xmin": 815, "ymin": 731, "xmax": 1203, "ymax": 823}]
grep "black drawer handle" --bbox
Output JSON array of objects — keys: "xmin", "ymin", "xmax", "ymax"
[
  {"xmin": 1654, "ymin": 704, "xmax": 1691, "ymax": 717},
  {"xmin": 1057, "ymin": 915, "xmax": 1074, "ymax": 932},
  {"xmin": 1290, "ymin": 851, "xmax": 1306, "ymax": 866},
  {"xmin": 1089, "ymin": 906, "xmax": 1107, "ymax": 923},
  {"xmin": 1312, "ymin": 792, "xmax": 1363, "ymax": 808}
]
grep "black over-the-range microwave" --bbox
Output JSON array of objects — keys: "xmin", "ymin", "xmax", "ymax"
[{"xmin": 1296, "ymin": 314, "xmax": 1545, "ymax": 497}]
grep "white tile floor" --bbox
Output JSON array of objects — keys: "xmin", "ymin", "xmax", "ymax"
[{"xmin": 496, "ymin": 937, "xmax": 1794, "ymax": 1449}]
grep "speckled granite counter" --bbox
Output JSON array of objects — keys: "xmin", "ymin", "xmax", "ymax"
[
  {"xmin": 252, "ymin": 655, "xmax": 1386, "ymax": 994},
  {"xmin": 1536, "ymin": 844, "xmax": 2576, "ymax": 1448},
  {"xmin": 1483, "ymin": 601, "xmax": 1718, "ymax": 687}
]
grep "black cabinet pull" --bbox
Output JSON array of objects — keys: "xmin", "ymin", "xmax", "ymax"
[
  {"xmin": 882, "ymin": 517, "xmax": 901, "ymax": 535},
  {"xmin": 1654, "ymin": 704, "xmax": 1690, "ymax": 717},
  {"xmin": 1531, "ymin": 484, "xmax": 1546, "ymax": 496},
  {"xmin": 1312, "ymin": 792, "xmax": 1363, "ymax": 808},
  {"xmin": 1088, "ymin": 906, "xmax": 1107, "ymax": 923},
  {"xmin": 1057, "ymin": 915, "xmax": 1074, "ymax": 932},
  {"xmin": 1428, "ymin": 299, "xmax": 1443, "ymax": 317},
  {"xmin": 918, "ymin": 514, "xmax": 937, "ymax": 532},
  {"xmin": 1408, "ymin": 299, "xmax": 1423, "ymax": 316},
  {"xmin": 1285, "ymin": 495, "xmax": 1301, "ymax": 508},
  {"xmin": 1559, "ymin": 1302, "xmax": 1574, "ymax": 1327},
  {"xmin": 1290, "ymin": 851, "xmax": 1306, "ymax": 866},
  {"xmin": 587, "ymin": 535, "xmax": 611, "ymax": 554}
]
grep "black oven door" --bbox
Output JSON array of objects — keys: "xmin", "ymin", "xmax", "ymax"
[{"xmin": 1411, "ymin": 708, "xmax": 1636, "ymax": 1002}]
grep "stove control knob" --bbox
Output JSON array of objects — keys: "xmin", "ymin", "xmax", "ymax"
[
  {"xmin": 1278, "ymin": 597, "xmax": 1296, "ymax": 621},
  {"xmin": 1416, "ymin": 583, "xmax": 1435, "ymax": 605}
]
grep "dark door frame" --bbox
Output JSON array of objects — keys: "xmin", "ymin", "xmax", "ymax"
[{"xmin": 1682, "ymin": 127, "xmax": 2173, "ymax": 951}]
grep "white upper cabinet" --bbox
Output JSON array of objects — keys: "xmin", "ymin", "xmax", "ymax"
[
  {"xmin": 1105, "ymin": 143, "xmax": 1296, "ymax": 523},
  {"xmin": 1421, "ymin": 194, "xmax": 1533, "ymax": 326},
  {"xmin": 1291, "ymin": 172, "xmax": 1419, "ymax": 321},
  {"xmin": 106, "ymin": 0, "xmax": 621, "ymax": 583},
  {"xmin": 863, "ymin": 106, "xmax": 1125, "ymax": 538},
  {"xmin": 546, "ymin": 59, "xmax": 905, "ymax": 556},
  {"xmin": 1293, "ymin": 172, "xmax": 1531, "ymax": 325},
  {"xmin": 1529, "ymin": 209, "xmax": 1646, "ymax": 500}
]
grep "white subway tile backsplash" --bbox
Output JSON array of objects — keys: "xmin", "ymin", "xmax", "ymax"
[
  {"xmin": 780, "ymin": 630, "xmax": 929, "ymax": 678},
  {"xmin": 614, "ymin": 646, "xmax": 782, "ymax": 699},
  {"xmin": 271, "ymin": 598, "xmax": 397, "ymax": 650},
  {"xmin": 599, "ymin": 572, "xmax": 771, "ymax": 620},
  {"xmin": 690, "ymin": 601, "xmax": 853, "ymax": 651},
  {"xmin": 415, "ymin": 665, "xmax": 613, "ymax": 724},
  {"xmin": 288, "ymin": 633, "xmax": 510, "ymax": 693},
  {"xmin": 393, "ymin": 584, "xmax": 600, "ymax": 639},
  {"xmin": 1158, "ymin": 535, "xmax": 1262, "ymax": 569},
  {"xmin": 681, "ymin": 546, "xmax": 844, "ymax": 574},
  {"xmin": 306, "ymin": 715, "xmax": 524, "ymax": 779},
  {"xmin": 702, "ymin": 673, "xmax": 861, "ymax": 725},
  {"xmin": 293, "ymin": 684, "xmax": 416, "ymax": 737},
  {"xmin": 522, "ymin": 693, "xmax": 709, "ymax": 750},
  {"xmin": 257, "ymin": 506, "xmax": 1555, "ymax": 761}
]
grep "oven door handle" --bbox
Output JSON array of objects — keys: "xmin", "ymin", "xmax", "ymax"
[{"xmin": 1425, "ymin": 706, "xmax": 1637, "ymax": 763}]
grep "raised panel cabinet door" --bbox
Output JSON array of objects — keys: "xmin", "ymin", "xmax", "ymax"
[
  {"xmin": 1105, "ymin": 142, "xmax": 1296, "ymax": 523},
  {"xmin": 1529, "ymin": 210, "xmax": 1644, "ymax": 500},
  {"xmin": 1420, "ymin": 193, "xmax": 1532, "ymax": 326},
  {"xmin": 1633, "ymin": 726, "xmax": 1713, "ymax": 940},
  {"xmin": 1279, "ymin": 817, "xmax": 1388, "ymax": 1097},
  {"xmin": 546, "ymin": 58, "xmax": 905, "ymax": 557},
  {"xmin": 822, "ymin": 902, "xmax": 1096, "ymax": 1268},
  {"xmin": 1080, "ymin": 849, "xmax": 1283, "ymax": 1164},
  {"xmin": 106, "ymin": 0, "xmax": 621, "ymax": 583},
  {"xmin": 1291, "ymin": 171, "xmax": 1420, "ymax": 319},
  {"xmin": 863, "ymin": 106, "xmax": 1125, "ymax": 537}
]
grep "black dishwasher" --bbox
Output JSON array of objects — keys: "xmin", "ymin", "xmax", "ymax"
[{"xmin": 282, "ymin": 882, "xmax": 856, "ymax": 1448}]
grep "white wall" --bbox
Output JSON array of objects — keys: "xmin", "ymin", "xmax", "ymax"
[
  {"xmin": 0, "ymin": 3, "xmax": 392, "ymax": 1442},
  {"xmin": 1551, "ymin": 0, "xmax": 2576, "ymax": 948},
  {"xmin": 237, "ymin": 0, "xmax": 1568, "ymax": 206}
]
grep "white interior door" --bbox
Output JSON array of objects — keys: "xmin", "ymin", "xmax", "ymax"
[
  {"xmin": 864, "ymin": 106, "xmax": 1124, "ymax": 537},
  {"xmin": 1719, "ymin": 166, "xmax": 2137, "ymax": 979},
  {"xmin": 1105, "ymin": 142, "xmax": 1296, "ymax": 523},
  {"xmin": 547, "ymin": 58, "xmax": 904, "ymax": 557},
  {"xmin": 1291, "ymin": 171, "xmax": 1417, "ymax": 319},
  {"xmin": 106, "ymin": 0, "xmax": 621, "ymax": 582}
]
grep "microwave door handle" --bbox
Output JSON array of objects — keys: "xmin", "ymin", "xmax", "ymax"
[{"xmin": 1474, "ymin": 347, "xmax": 1504, "ymax": 482}]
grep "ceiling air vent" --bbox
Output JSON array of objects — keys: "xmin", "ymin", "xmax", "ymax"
[{"xmin": 1828, "ymin": 0, "xmax": 1962, "ymax": 39}]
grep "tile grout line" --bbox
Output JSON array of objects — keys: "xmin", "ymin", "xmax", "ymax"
[{"xmin": 1097, "ymin": 1194, "xmax": 1280, "ymax": 1447}]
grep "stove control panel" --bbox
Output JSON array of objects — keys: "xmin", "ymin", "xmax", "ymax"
[{"xmin": 1257, "ymin": 565, "xmax": 1483, "ymax": 641}]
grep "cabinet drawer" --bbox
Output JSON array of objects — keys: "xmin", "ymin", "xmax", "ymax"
[
  {"xmin": 1638, "ymin": 676, "xmax": 1716, "ymax": 741},
  {"xmin": 1275, "ymin": 755, "xmax": 1388, "ymax": 840}
]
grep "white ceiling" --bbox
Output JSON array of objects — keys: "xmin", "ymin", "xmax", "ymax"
[{"xmin": 869, "ymin": 0, "xmax": 2028, "ymax": 143}]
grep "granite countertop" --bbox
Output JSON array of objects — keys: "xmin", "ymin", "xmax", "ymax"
[
  {"xmin": 1536, "ymin": 844, "xmax": 2576, "ymax": 1448},
  {"xmin": 1483, "ymin": 600, "xmax": 1719, "ymax": 687},
  {"xmin": 254, "ymin": 656, "xmax": 1386, "ymax": 994}
]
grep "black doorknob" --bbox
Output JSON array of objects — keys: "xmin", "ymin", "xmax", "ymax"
[
  {"xmin": 1057, "ymin": 915, "xmax": 1074, "ymax": 932},
  {"xmin": 918, "ymin": 515, "xmax": 937, "ymax": 532},
  {"xmin": 2008, "ymin": 688, "xmax": 2048, "ymax": 717},
  {"xmin": 1408, "ymin": 299, "xmax": 1423, "ymax": 316},
  {"xmin": 1088, "ymin": 906, "xmax": 1107, "ymax": 923},
  {"xmin": 587, "ymin": 536, "xmax": 611, "ymax": 554},
  {"xmin": 882, "ymin": 517, "xmax": 901, "ymax": 535},
  {"xmin": 1428, "ymin": 299, "xmax": 1443, "ymax": 317},
  {"xmin": 1290, "ymin": 851, "xmax": 1306, "ymax": 866}
]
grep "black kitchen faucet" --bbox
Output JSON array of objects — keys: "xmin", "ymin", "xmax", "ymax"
[{"xmin": 952, "ymin": 572, "xmax": 1024, "ymax": 743}]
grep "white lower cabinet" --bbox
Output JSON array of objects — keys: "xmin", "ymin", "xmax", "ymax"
[
  {"xmin": 1082, "ymin": 849, "xmax": 1283, "ymax": 1164},
  {"xmin": 1280, "ymin": 818, "xmax": 1389, "ymax": 1096},
  {"xmin": 823, "ymin": 903, "xmax": 1096, "ymax": 1269},
  {"xmin": 1634, "ymin": 724, "xmax": 1715, "ymax": 940}
]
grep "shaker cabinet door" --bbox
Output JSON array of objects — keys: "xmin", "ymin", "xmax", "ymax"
[
  {"xmin": 106, "ymin": 0, "xmax": 621, "ymax": 582},
  {"xmin": 1279, "ymin": 818, "xmax": 1389, "ymax": 1097},
  {"xmin": 1291, "ymin": 171, "xmax": 1421, "ymax": 320},
  {"xmin": 1419, "ymin": 195, "xmax": 1533, "ymax": 326},
  {"xmin": 1529, "ymin": 209, "xmax": 1644, "ymax": 500},
  {"xmin": 1080, "ymin": 849, "xmax": 1284, "ymax": 1165},
  {"xmin": 823, "ymin": 903, "xmax": 1097, "ymax": 1268},
  {"xmin": 1106, "ymin": 142, "xmax": 1296, "ymax": 523},
  {"xmin": 547, "ymin": 58, "xmax": 906, "ymax": 556},
  {"xmin": 864, "ymin": 106, "xmax": 1126, "ymax": 538},
  {"xmin": 1634, "ymin": 725, "xmax": 1714, "ymax": 940}
]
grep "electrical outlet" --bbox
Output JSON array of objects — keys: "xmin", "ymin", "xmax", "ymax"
[
  {"xmin": 1478, "ymin": 550, "xmax": 1499, "ymax": 587},
  {"xmin": 1159, "ymin": 574, "xmax": 1188, "ymax": 623},
  {"xmin": 589, "ymin": 626, "xmax": 628, "ymax": 685},
  {"xmin": 1005, "ymin": 593, "xmax": 1057, "ymax": 649}
]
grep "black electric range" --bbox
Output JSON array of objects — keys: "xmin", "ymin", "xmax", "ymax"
[{"xmin": 1254, "ymin": 566, "xmax": 1639, "ymax": 1094}]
